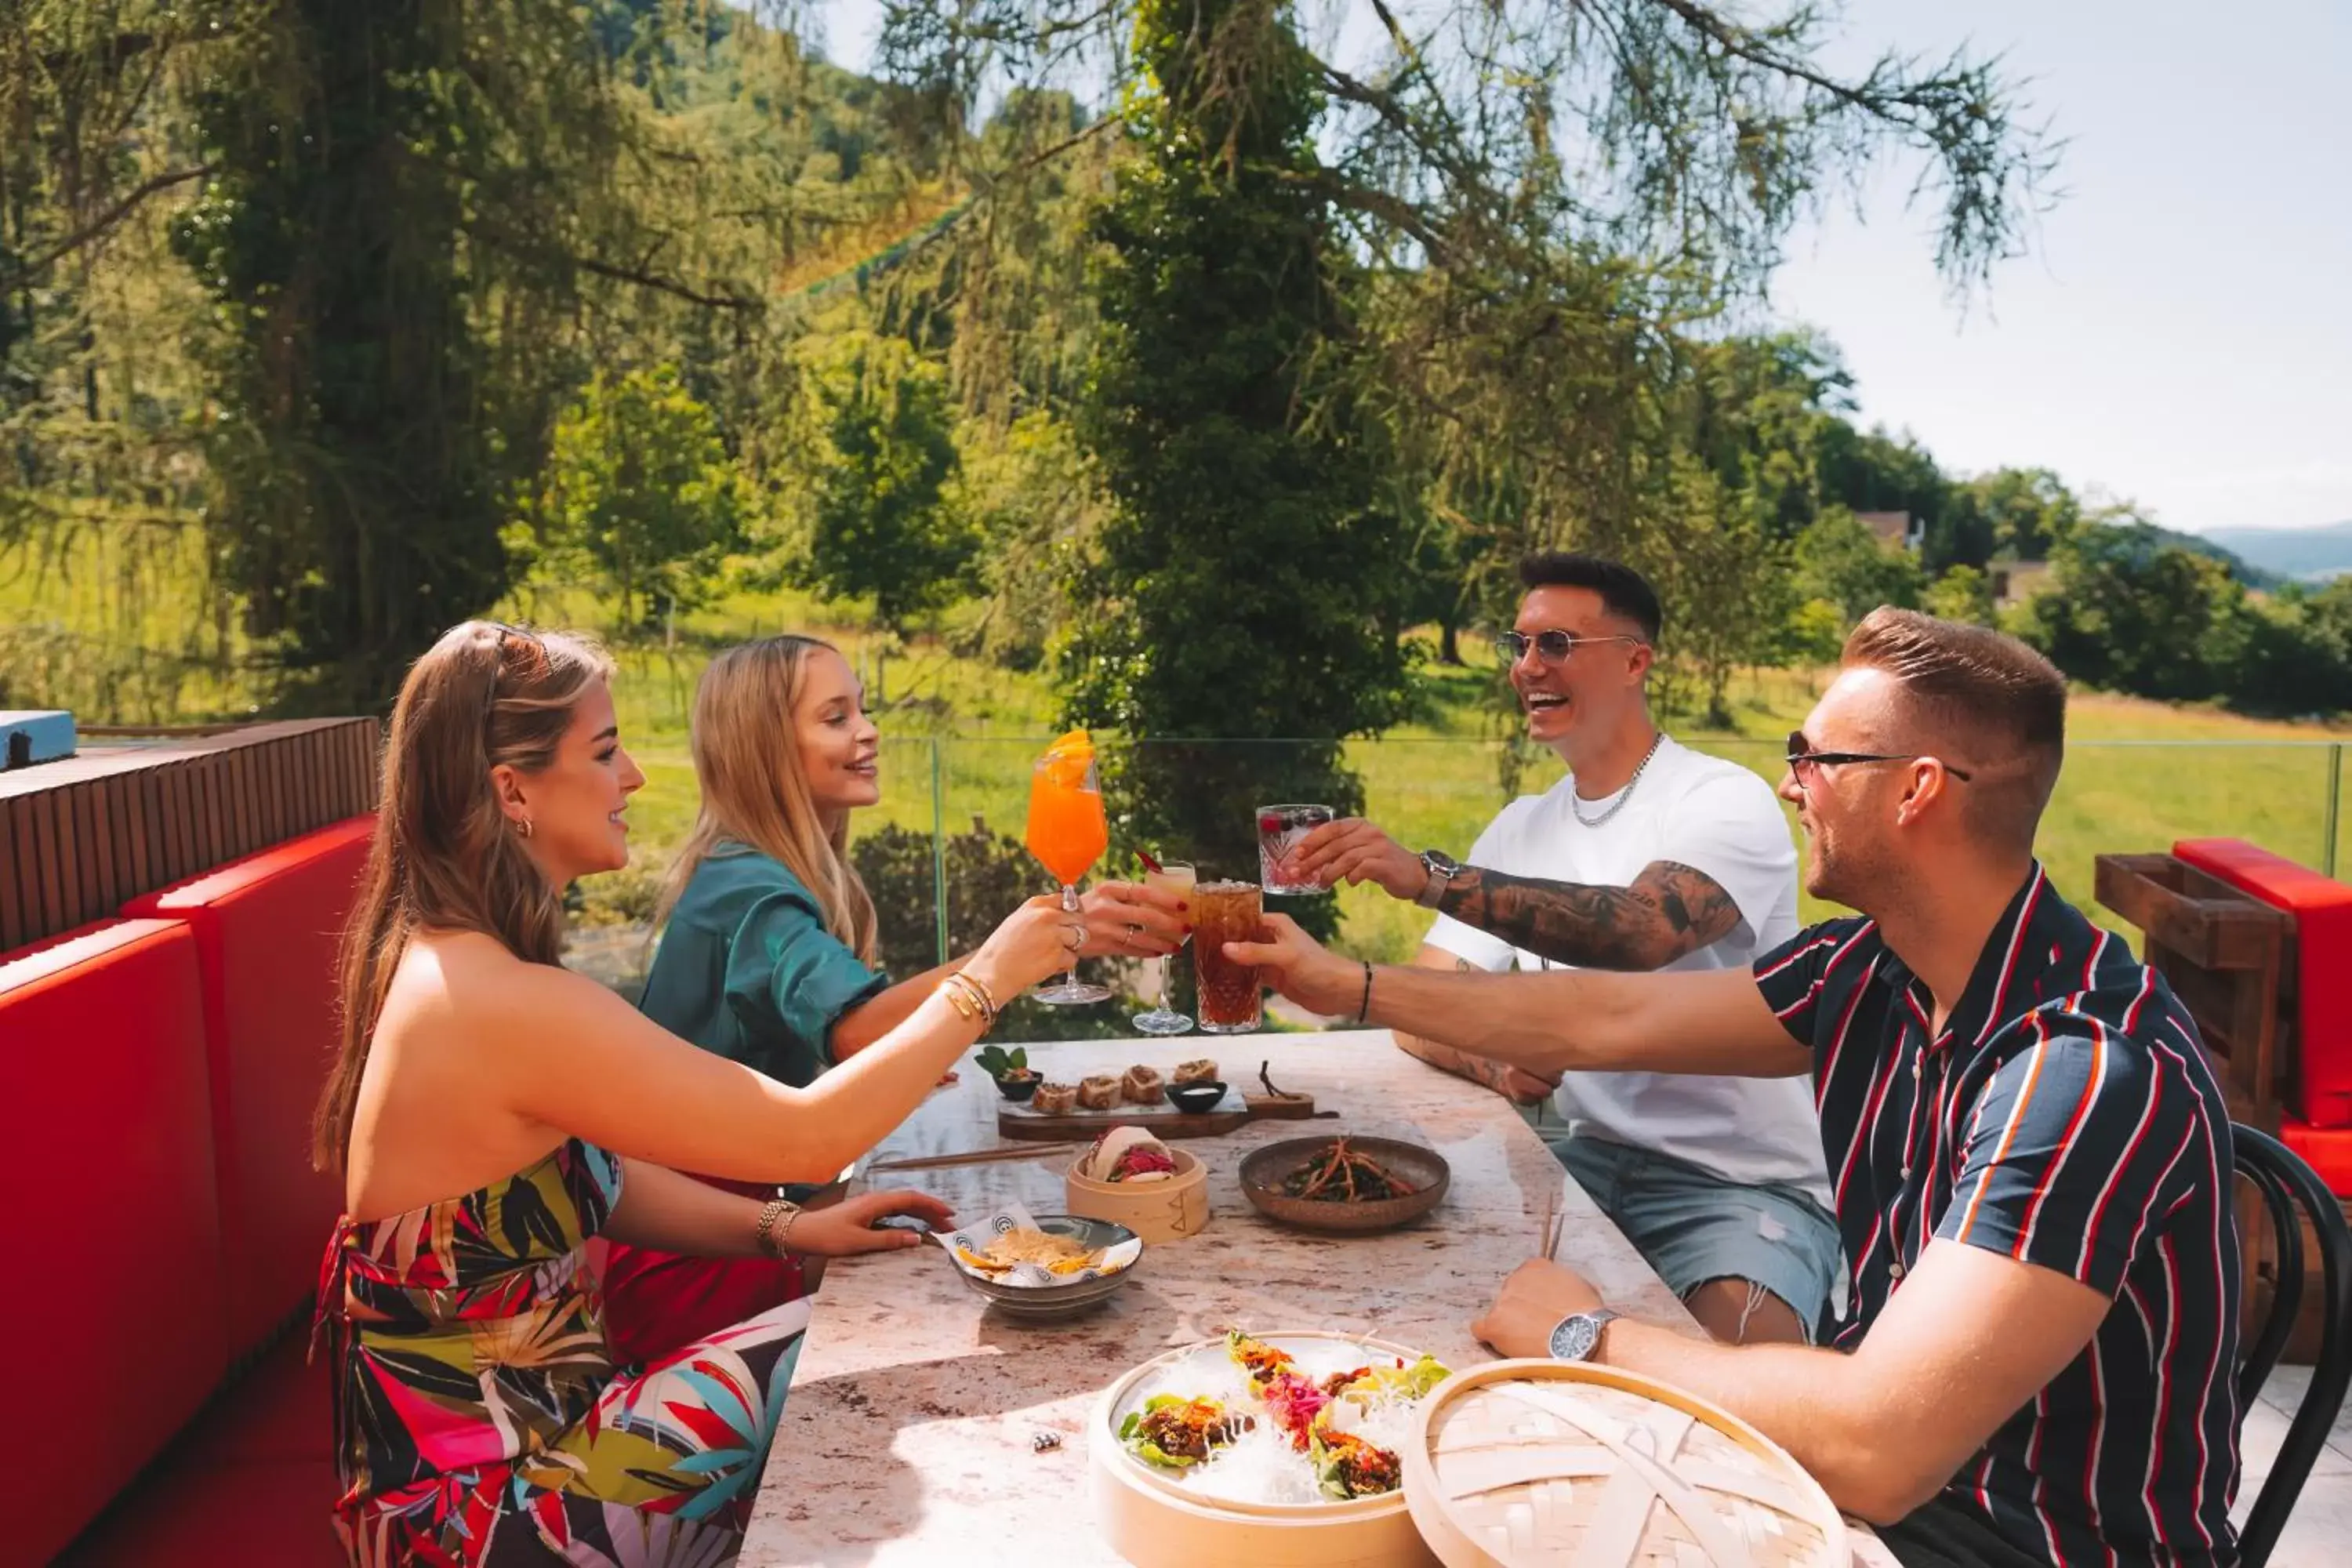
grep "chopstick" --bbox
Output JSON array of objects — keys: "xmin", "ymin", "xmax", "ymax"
[
  {"xmin": 1537, "ymin": 1186, "xmax": 1561, "ymax": 1261},
  {"xmin": 869, "ymin": 1142, "xmax": 1087, "ymax": 1173}
]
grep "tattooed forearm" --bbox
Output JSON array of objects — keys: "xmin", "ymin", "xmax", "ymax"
[{"xmin": 1432, "ymin": 861, "xmax": 1741, "ymax": 971}]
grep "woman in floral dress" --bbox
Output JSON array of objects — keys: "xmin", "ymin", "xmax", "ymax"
[{"xmin": 314, "ymin": 622, "xmax": 1076, "ymax": 1565}]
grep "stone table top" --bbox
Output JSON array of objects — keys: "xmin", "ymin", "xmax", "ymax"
[{"xmin": 740, "ymin": 1030, "xmax": 1892, "ymax": 1567}]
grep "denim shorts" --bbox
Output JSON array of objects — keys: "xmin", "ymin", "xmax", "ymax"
[{"xmin": 1543, "ymin": 1130, "xmax": 1842, "ymax": 1341}]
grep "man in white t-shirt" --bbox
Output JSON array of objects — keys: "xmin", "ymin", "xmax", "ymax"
[{"xmin": 1285, "ymin": 552, "xmax": 1838, "ymax": 1344}]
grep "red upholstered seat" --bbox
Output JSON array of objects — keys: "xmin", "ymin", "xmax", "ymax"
[
  {"xmin": 2281, "ymin": 1114, "xmax": 2352, "ymax": 1198},
  {"xmin": 2172, "ymin": 837, "xmax": 2352, "ymax": 1127},
  {"xmin": 123, "ymin": 815, "xmax": 374, "ymax": 1359},
  {"xmin": 56, "ymin": 1336, "xmax": 343, "ymax": 1564},
  {"xmin": 0, "ymin": 920, "xmax": 227, "ymax": 1566}
]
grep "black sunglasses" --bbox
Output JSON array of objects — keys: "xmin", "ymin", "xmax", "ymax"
[
  {"xmin": 1785, "ymin": 731, "xmax": 1973, "ymax": 783},
  {"xmin": 1494, "ymin": 629, "xmax": 1648, "ymax": 665}
]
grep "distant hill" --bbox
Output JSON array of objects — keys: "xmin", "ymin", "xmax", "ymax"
[
  {"xmin": 2119, "ymin": 522, "xmax": 2281, "ymax": 589},
  {"xmin": 2198, "ymin": 521, "xmax": 2352, "ymax": 582}
]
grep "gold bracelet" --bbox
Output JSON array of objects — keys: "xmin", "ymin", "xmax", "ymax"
[
  {"xmin": 754, "ymin": 1197, "xmax": 801, "ymax": 1259},
  {"xmin": 940, "ymin": 971, "xmax": 997, "ymax": 1029},
  {"xmin": 956, "ymin": 968, "xmax": 1000, "ymax": 1019}
]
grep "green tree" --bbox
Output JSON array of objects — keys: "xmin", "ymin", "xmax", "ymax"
[
  {"xmin": 1960, "ymin": 466, "xmax": 2081, "ymax": 561},
  {"xmin": 529, "ymin": 365, "xmax": 742, "ymax": 626},
  {"xmin": 788, "ymin": 328, "xmax": 974, "ymax": 632},
  {"xmin": 1794, "ymin": 507, "xmax": 1927, "ymax": 626},
  {"xmin": 1924, "ymin": 564, "xmax": 1997, "ymax": 627},
  {"xmin": 1064, "ymin": 0, "xmax": 1412, "ymax": 923},
  {"xmin": 2015, "ymin": 523, "xmax": 2243, "ymax": 702}
]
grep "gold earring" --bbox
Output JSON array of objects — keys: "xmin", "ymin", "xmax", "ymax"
[{"xmin": 517, "ymin": 817, "xmax": 535, "ymax": 840}]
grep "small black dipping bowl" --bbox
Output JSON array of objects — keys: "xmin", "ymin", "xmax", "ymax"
[
  {"xmin": 1168, "ymin": 1080, "xmax": 1227, "ymax": 1114},
  {"xmin": 994, "ymin": 1073, "xmax": 1041, "ymax": 1104}
]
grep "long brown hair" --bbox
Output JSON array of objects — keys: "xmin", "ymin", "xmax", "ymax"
[
  {"xmin": 654, "ymin": 634, "xmax": 878, "ymax": 961},
  {"xmin": 313, "ymin": 620, "xmax": 615, "ymax": 1172}
]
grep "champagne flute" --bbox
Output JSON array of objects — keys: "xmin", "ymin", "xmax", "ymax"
[
  {"xmin": 1025, "ymin": 732, "xmax": 1112, "ymax": 1005},
  {"xmin": 1131, "ymin": 859, "xmax": 1196, "ymax": 1035}
]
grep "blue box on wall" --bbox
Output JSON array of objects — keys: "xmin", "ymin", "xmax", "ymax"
[{"xmin": 0, "ymin": 711, "xmax": 76, "ymax": 771}]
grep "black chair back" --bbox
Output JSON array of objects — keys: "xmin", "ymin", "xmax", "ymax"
[{"xmin": 2233, "ymin": 1122, "xmax": 2352, "ymax": 1567}]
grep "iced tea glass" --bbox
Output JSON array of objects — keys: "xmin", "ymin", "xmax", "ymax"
[
  {"xmin": 1257, "ymin": 803, "xmax": 1334, "ymax": 895},
  {"xmin": 1191, "ymin": 880, "xmax": 1265, "ymax": 1034}
]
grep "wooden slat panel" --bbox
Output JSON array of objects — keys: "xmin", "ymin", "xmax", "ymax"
[
  {"xmin": 0, "ymin": 717, "xmax": 379, "ymax": 951},
  {"xmin": 0, "ymin": 800, "xmax": 24, "ymax": 951}
]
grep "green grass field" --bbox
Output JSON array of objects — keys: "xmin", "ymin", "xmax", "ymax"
[{"xmin": 8, "ymin": 528, "xmax": 2347, "ymax": 963}]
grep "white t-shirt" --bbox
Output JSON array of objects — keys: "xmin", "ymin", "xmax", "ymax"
[{"xmin": 1424, "ymin": 736, "xmax": 1831, "ymax": 1203}]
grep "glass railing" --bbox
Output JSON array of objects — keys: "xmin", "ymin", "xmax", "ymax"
[
  {"xmin": 568, "ymin": 728, "xmax": 2348, "ymax": 1039},
  {"xmin": 735, "ymin": 734, "xmax": 2346, "ymax": 1044}
]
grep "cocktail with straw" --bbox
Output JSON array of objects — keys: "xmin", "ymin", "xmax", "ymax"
[{"xmin": 1024, "ymin": 729, "xmax": 1112, "ymax": 1004}]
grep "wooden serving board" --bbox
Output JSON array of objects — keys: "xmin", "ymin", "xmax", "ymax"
[{"xmin": 996, "ymin": 1089, "xmax": 1322, "ymax": 1142}]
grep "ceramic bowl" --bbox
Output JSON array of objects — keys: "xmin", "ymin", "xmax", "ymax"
[
  {"xmin": 950, "ymin": 1214, "xmax": 1143, "ymax": 1319},
  {"xmin": 1238, "ymin": 1136, "xmax": 1450, "ymax": 1235},
  {"xmin": 1167, "ymin": 1080, "xmax": 1228, "ymax": 1114},
  {"xmin": 993, "ymin": 1073, "xmax": 1042, "ymax": 1103}
]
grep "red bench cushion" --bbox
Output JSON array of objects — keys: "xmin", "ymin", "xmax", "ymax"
[
  {"xmin": 124, "ymin": 815, "xmax": 374, "ymax": 1359},
  {"xmin": 2281, "ymin": 1114, "xmax": 2352, "ymax": 1198},
  {"xmin": 0, "ymin": 920, "xmax": 227, "ymax": 1566},
  {"xmin": 2172, "ymin": 837, "xmax": 2352, "ymax": 1127}
]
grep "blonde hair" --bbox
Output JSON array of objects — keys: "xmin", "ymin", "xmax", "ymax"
[
  {"xmin": 314, "ymin": 621, "xmax": 615, "ymax": 1171},
  {"xmin": 656, "ymin": 634, "xmax": 878, "ymax": 962}
]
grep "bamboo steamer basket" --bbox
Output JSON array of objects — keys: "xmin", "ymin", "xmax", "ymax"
[
  {"xmin": 1090, "ymin": 1330, "xmax": 1440, "ymax": 1568},
  {"xmin": 1066, "ymin": 1145, "xmax": 1210, "ymax": 1243},
  {"xmin": 1403, "ymin": 1359, "xmax": 1848, "ymax": 1568}
]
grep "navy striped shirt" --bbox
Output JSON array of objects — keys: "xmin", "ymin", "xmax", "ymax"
[{"xmin": 1755, "ymin": 866, "xmax": 2240, "ymax": 1566}]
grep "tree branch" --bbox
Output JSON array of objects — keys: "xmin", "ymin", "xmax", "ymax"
[{"xmin": 6, "ymin": 165, "xmax": 216, "ymax": 279}]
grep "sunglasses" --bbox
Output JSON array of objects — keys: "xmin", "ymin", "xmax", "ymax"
[
  {"xmin": 1494, "ymin": 629, "xmax": 1648, "ymax": 666},
  {"xmin": 1784, "ymin": 731, "xmax": 1973, "ymax": 786}
]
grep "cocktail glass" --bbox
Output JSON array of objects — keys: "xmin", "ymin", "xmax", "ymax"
[
  {"xmin": 1025, "ymin": 731, "xmax": 1112, "ymax": 1005},
  {"xmin": 1131, "ymin": 860, "xmax": 1197, "ymax": 1035},
  {"xmin": 1257, "ymin": 803, "xmax": 1335, "ymax": 895}
]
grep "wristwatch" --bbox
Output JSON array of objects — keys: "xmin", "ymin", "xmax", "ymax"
[
  {"xmin": 1414, "ymin": 849, "xmax": 1463, "ymax": 909},
  {"xmin": 1547, "ymin": 1308, "xmax": 1621, "ymax": 1363}
]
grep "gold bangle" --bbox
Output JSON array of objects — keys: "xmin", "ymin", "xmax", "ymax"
[
  {"xmin": 942, "ymin": 971, "xmax": 997, "ymax": 1028},
  {"xmin": 938, "ymin": 974, "xmax": 993, "ymax": 1030},
  {"xmin": 956, "ymin": 968, "xmax": 1000, "ymax": 1018},
  {"xmin": 754, "ymin": 1197, "xmax": 801, "ymax": 1259}
]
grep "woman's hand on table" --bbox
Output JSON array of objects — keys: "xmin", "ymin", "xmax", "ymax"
[
  {"xmin": 788, "ymin": 1189, "xmax": 954, "ymax": 1257},
  {"xmin": 1076, "ymin": 880, "xmax": 1188, "ymax": 958},
  {"xmin": 1220, "ymin": 913, "xmax": 1359, "ymax": 1015},
  {"xmin": 1472, "ymin": 1258, "xmax": 1606, "ymax": 1359}
]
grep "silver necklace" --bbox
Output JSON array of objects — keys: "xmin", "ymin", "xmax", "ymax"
[{"xmin": 1570, "ymin": 733, "xmax": 1663, "ymax": 829}]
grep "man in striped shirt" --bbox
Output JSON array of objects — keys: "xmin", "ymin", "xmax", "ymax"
[{"xmin": 1232, "ymin": 608, "xmax": 2241, "ymax": 1566}]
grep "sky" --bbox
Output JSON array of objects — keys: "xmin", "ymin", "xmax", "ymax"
[{"xmin": 813, "ymin": 2, "xmax": 2352, "ymax": 537}]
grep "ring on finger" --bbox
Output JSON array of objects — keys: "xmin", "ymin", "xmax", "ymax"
[{"xmin": 1063, "ymin": 924, "xmax": 1085, "ymax": 951}]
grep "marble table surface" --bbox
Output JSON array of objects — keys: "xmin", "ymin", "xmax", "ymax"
[{"xmin": 740, "ymin": 1029, "xmax": 1893, "ymax": 1567}]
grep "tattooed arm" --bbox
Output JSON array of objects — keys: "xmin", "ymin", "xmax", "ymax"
[
  {"xmin": 1391, "ymin": 946, "xmax": 1562, "ymax": 1105},
  {"xmin": 1432, "ymin": 860, "xmax": 1744, "ymax": 972}
]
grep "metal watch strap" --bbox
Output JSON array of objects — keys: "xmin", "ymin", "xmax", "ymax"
[
  {"xmin": 1414, "ymin": 850, "xmax": 1458, "ymax": 909},
  {"xmin": 1548, "ymin": 1308, "xmax": 1621, "ymax": 1363}
]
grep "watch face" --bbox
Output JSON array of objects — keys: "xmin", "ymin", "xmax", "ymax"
[{"xmin": 1548, "ymin": 1314, "xmax": 1598, "ymax": 1362}]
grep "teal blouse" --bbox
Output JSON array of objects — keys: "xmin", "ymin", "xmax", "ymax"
[{"xmin": 636, "ymin": 845, "xmax": 891, "ymax": 1088}]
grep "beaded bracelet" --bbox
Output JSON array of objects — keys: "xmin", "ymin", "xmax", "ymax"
[{"xmin": 1356, "ymin": 960, "xmax": 1374, "ymax": 1025}]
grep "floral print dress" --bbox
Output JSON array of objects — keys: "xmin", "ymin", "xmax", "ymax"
[{"xmin": 314, "ymin": 1139, "xmax": 807, "ymax": 1566}]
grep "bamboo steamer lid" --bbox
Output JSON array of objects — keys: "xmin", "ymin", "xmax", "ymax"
[{"xmin": 1403, "ymin": 1359, "xmax": 1847, "ymax": 1568}]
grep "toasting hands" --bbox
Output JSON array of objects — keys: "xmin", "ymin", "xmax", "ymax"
[{"xmin": 1218, "ymin": 914, "xmax": 1361, "ymax": 1017}]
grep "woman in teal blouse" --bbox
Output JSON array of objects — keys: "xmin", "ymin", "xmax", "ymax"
[{"xmin": 604, "ymin": 633, "xmax": 1187, "ymax": 1361}]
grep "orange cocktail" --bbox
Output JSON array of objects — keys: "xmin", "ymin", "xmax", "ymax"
[
  {"xmin": 1025, "ymin": 730, "xmax": 1112, "ymax": 1005},
  {"xmin": 1026, "ymin": 733, "xmax": 1109, "ymax": 887}
]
